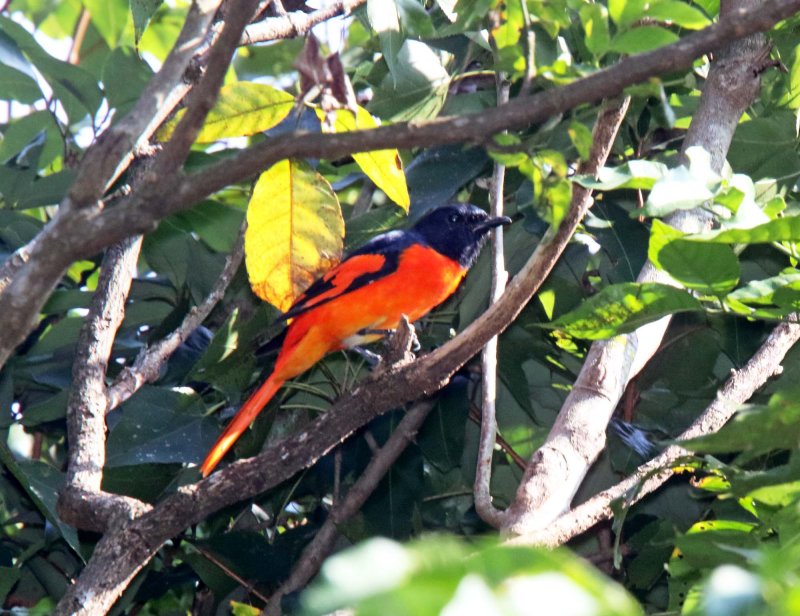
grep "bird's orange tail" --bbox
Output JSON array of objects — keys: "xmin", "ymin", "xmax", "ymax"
[{"xmin": 200, "ymin": 374, "xmax": 285, "ymax": 476}]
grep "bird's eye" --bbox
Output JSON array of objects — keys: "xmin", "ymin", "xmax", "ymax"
[{"xmin": 448, "ymin": 213, "xmax": 461, "ymax": 223}]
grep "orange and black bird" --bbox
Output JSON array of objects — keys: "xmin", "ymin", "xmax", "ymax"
[{"xmin": 200, "ymin": 203, "xmax": 511, "ymax": 476}]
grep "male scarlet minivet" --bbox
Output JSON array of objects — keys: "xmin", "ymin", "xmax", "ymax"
[{"xmin": 200, "ymin": 203, "xmax": 511, "ymax": 476}]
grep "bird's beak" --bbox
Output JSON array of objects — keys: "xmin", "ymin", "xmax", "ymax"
[{"xmin": 477, "ymin": 216, "xmax": 512, "ymax": 233}]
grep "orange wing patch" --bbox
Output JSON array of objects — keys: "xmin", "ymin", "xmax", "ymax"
[{"xmin": 286, "ymin": 253, "xmax": 387, "ymax": 316}]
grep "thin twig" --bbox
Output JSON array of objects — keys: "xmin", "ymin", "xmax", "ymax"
[
  {"xmin": 241, "ymin": 0, "xmax": 366, "ymax": 45},
  {"xmin": 106, "ymin": 224, "xmax": 245, "ymax": 411},
  {"xmin": 189, "ymin": 543, "xmax": 270, "ymax": 603},
  {"xmin": 474, "ymin": 75, "xmax": 511, "ymax": 529},
  {"xmin": 67, "ymin": 9, "xmax": 91, "ymax": 65},
  {"xmin": 263, "ymin": 400, "xmax": 435, "ymax": 615}
]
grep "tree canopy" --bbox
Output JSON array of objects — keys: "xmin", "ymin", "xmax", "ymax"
[{"xmin": 2, "ymin": 0, "xmax": 800, "ymax": 614}]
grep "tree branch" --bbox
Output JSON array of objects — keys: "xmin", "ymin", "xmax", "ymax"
[
  {"xmin": 506, "ymin": 316, "xmax": 800, "ymax": 547},
  {"xmin": 0, "ymin": 0, "xmax": 797, "ymax": 371},
  {"xmin": 474, "ymin": 76, "xmax": 510, "ymax": 529},
  {"xmin": 57, "ymin": 237, "xmax": 152, "ymax": 533}
]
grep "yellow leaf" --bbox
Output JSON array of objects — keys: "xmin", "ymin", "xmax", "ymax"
[
  {"xmin": 159, "ymin": 82, "xmax": 295, "ymax": 143},
  {"xmin": 245, "ymin": 160, "xmax": 344, "ymax": 312},
  {"xmin": 316, "ymin": 106, "xmax": 410, "ymax": 210}
]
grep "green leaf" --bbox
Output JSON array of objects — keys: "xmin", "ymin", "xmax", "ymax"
[
  {"xmin": 369, "ymin": 41, "xmax": 450, "ymax": 121},
  {"xmin": 303, "ymin": 537, "xmax": 644, "ymax": 616},
  {"xmin": 0, "ymin": 28, "xmax": 42, "ymax": 103},
  {"xmin": 692, "ymin": 216, "xmax": 800, "ymax": 244},
  {"xmin": 579, "ymin": 4, "xmax": 610, "ymax": 57},
  {"xmin": 726, "ymin": 270, "xmax": 800, "ymax": 306},
  {"xmin": 345, "ymin": 206, "xmax": 407, "ymax": 251},
  {"xmin": 568, "ymin": 121, "xmax": 593, "ymax": 161},
  {"xmin": 130, "ymin": 0, "xmax": 163, "ymax": 43},
  {"xmin": 396, "ymin": 0, "xmax": 434, "ymax": 37},
  {"xmin": 609, "ymin": 26, "xmax": 680, "ymax": 55},
  {"xmin": 546, "ymin": 282, "xmax": 702, "ymax": 340},
  {"xmin": 0, "ymin": 444, "xmax": 82, "ymax": 558},
  {"xmin": 644, "ymin": 1, "xmax": 710, "ymax": 29},
  {"xmin": 649, "ymin": 220, "xmax": 739, "ymax": 295},
  {"xmin": 779, "ymin": 43, "xmax": 800, "ymax": 109},
  {"xmin": 102, "ymin": 46, "xmax": 153, "ymax": 117},
  {"xmin": 159, "ymin": 82, "xmax": 295, "ymax": 143},
  {"xmin": 642, "ymin": 168, "xmax": 715, "ymax": 216},
  {"xmin": 0, "ymin": 16, "xmax": 103, "ymax": 120},
  {"xmin": 367, "ymin": 0, "xmax": 403, "ymax": 79},
  {"xmin": 105, "ymin": 386, "xmax": 219, "ymax": 466},
  {"xmin": 573, "ymin": 159, "xmax": 668, "ymax": 191},
  {"xmin": 82, "ymin": 0, "xmax": 130, "ymax": 47},
  {"xmin": 727, "ymin": 112, "xmax": 800, "ymax": 184},
  {"xmin": 608, "ymin": 0, "xmax": 648, "ymax": 26},
  {"xmin": 772, "ymin": 280, "xmax": 800, "ymax": 311}
]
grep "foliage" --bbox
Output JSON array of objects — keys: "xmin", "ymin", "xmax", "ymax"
[{"xmin": 1, "ymin": 0, "xmax": 800, "ymax": 613}]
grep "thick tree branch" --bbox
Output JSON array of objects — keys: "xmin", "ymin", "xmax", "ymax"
[
  {"xmin": 506, "ymin": 316, "xmax": 800, "ymax": 547},
  {"xmin": 57, "ymin": 237, "xmax": 152, "ymax": 533},
  {"xmin": 263, "ymin": 400, "xmax": 435, "ymax": 615},
  {"xmin": 0, "ymin": 0, "xmax": 797, "ymax": 370},
  {"xmin": 106, "ymin": 226, "xmax": 245, "ymax": 411},
  {"xmin": 503, "ymin": 0, "xmax": 769, "ymax": 535}
]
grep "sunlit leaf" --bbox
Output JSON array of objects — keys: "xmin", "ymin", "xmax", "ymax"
[
  {"xmin": 644, "ymin": 1, "xmax": 710, "ymax": 29},
  {"xmin": 642, "ymin": 167, "xmax": 715, "ymax": 216},
  {"xmin": 159, "ymin": 82, "xmax": 295, "ymax": 143},
  {"xmin": 691, "ymin": 216, "xmax": 800, "ymax": 243},
  {"xmin": 245, "ymin": 159, "xmax": 344, "ymax": 312},
  {"xmin": 572, "ymin": 159, "xmax": 668, "ymax": 190},
  {"xmin": 649, "ymin": 220, "xmax": 739, "ymax": 295},
  {"xmin": 318, "ymin": 106, "xmax": 410, "ymax": 210},
  {"xmin": 546, "ymin": 282, "xmax": 701, "ymax": 340},
  {"xmin": 609, "ymin": 26, "xmax": 679, "ymax": 55},
  {"xmin": 726, "ymin": 270, "xmax": 800, "ymax": 306},
  {"xmin": 580, "ymin": 4, "xmax": 610, "ymax": 57}
]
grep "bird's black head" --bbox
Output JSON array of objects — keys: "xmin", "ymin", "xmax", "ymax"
[{"xmin": 411, "ymin": 203, "xmax": 512, "ymax": 268}]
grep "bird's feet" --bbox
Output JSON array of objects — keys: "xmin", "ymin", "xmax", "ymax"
[{"xmin": 354, "ymin": 316, "xmax": 419, "ymax": 374}]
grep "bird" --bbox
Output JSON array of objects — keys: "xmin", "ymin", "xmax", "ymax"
[{"xmin": 200, "ymin": 203, "xmax": 511, "ymax": 476}]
